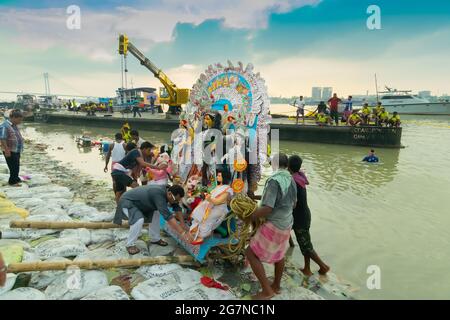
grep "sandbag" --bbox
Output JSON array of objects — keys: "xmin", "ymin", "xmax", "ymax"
[
  {"xmin": 0, "ymin": 239, "xmax": 31, "ymax": 250},
  {"xmin": 0, "ymin": 244, "xmax": 24, "ymax": 264},
  {"xmin": 36, "ymin": 191, "xmax": 73, "ymax": 200},
  {"xmin": 171, "ymin": 284, "xmax": 236, "ymax": 300},
  {"xmin": 29, "ymin": 205, "xmax": 66, "ymax": 216},
  {"xmin": 78, "ymin": 211, "xmax": 115, "ymax": 222},
  {"xmin": 0, "ymin": 274, "xmax": 17, "ymax": 296},
  {"xmin": 60, "ymin": 229, "xmax": 92, "ymax": 245},
  {"xmin": 21, "ymin": 229, "xmax": 60, "ymax": 240},
  {"xmin": 0, "ymin": 173, "xmax": 10, "ymax": 185},
  {"xmin": 131, "ymin": 269, "xmax": 203, "ymax": 300},
  {"xmin": 81, "ymin": 285, "xmax": 130, "ymax": 300},
  {"xmin": 0, "ymin": 206, "xmax": 29, "ymax": 219},
  {"xmin": 67, "ymin": 203, "xmax": 97, "ymax": 217},
  {"xmin": 29, "ymin": 257, "xmax": 71, "ymax": 290},
  {"xmin": 15, "ymin": 198, "xmax": 46, "ymax": 210},
  {"xmin": 25, "ymin": 175, "xmax": 51, "ymax": 187},
  {"xmin": 35, "ymin": 238, "xmax": 87, "ymax": 259},
  {"xmin": 90, "ymin": 230, "xmax": 114, "ymax": 244},
  {"xmin": 44, "ymin": 270, "xmax": 108, "ymax": 300},
  {"xmin": 0, "ymin": 287, "xmax": 46, "ymax": 300},
  {"xmin": 74, "ymin": 248, "xmax": 121, "ymax": 261},
  {"xmin": 29, "ymin": 185, "xmax": 70, "ymax": 194},
  {"xmin": 136, "ymin": 263, "xmax": 183, "ymax": 279},
  {"xmin": 3, "ymin": 187, "xmax": 32, "ymax": 199},
  {"xmin": 112, "ymin": 229, "xmax": 129, "ymax": 242},
  {"xmin": 26, "ymin": 213, "xmax": 73, "ymax": 222},
  {"xmin": 111, "ymin": 240, "xmax": 149, "ymax": 259}
]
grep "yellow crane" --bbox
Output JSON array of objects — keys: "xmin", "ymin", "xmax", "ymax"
[{"xmin": 118, "ymin": 34, "xmax": 189, "ymax": 113}]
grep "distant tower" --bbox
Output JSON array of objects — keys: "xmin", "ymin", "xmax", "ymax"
[
  {"xmin": 418, "ymin": 91, "xmax": 431, "ymax": 98},
  {"xmin": 312, "ymin": 87, "xmax": 322, "ymax": 101},
  {"xmin": 43, "ymin": 73, "xmax": 51, "ymax": 95},
  {"xmin": 322, "ymin": 87, "xmax": 333, "ymax": 100}
]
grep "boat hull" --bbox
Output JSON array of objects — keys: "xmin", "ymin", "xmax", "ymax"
[{"xmin": 382, "ymin": 102, "xmax": 450, "ymax": 115}]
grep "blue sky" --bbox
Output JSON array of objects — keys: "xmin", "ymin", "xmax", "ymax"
[{"xmin": 0, "ymin": 0, "xmax": 449, "ymax": 98}]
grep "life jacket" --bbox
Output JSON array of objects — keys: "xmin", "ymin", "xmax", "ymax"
[
  {"xmin": 317, "ymin": 114, "xmax": 327, "ymax": 123},
  {"xmin": 390, "ymin": 115, "xmax": 400, "ymax": 122}
]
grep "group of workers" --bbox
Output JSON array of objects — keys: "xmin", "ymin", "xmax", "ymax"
[
  {"xmin": 66, "ymin": 99, "xmax": 115, "ymax": 115},
  {"xmin": 292, "ymin": 93, "xmax": 401, "ymax": 127},
  {"xmin": 345, "ymin": 102, "xmax": 401, "ymax": 127}
]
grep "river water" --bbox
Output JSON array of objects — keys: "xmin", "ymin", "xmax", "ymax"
[{"xmin": 19, "ymin": 107, "xmax": 450, "ymax": 300}]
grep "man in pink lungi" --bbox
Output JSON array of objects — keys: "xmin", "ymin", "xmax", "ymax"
[{"xmin": 245, "ymin": 153, "xmax": 297, "ymax": 300}]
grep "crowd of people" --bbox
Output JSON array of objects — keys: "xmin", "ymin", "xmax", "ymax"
[
  {"xmin": 292, "ymin": 94, "xmax": 402, "ymax": 127},
  {"xmin": 0, "ymin": 111, "xmax": 333, "ymax": 299},
  {"xmin": 102, "ymin": 127, "xmax": 330, "ymax": 299}
]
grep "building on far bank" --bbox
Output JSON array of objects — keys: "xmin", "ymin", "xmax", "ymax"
[
  {"xmin": 322, "ymin": 87, "xmax": 333, "ymax": 100},
  {"xmin": 116, "ymin": 87, "xmax": 158, "ymax": 106},
  {"xmin": 418, "ymin": 91, "xmax": 431, "ymax": 98},
  {"xmin": 311, "ymin": 87, "xmax": 322, "ymax": 101}
]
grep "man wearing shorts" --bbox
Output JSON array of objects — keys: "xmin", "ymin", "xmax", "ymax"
[{"xmin": 111, "ymin": 141, "xmax": 158, "ymax": 202}]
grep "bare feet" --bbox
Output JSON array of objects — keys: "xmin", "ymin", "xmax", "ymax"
[
  {"xmin": 251, "ymin": 290, "xmax": 275, "ymax": 300},
  {"xmin": 318, "ymin": 265, "xmax": 330, "ymax": 275},
  {"xmin": 270, "ymin": 283, "xmax": 281, "ymax": 295},
  {"xmin": 300, "ymin": 268, "xmax": 313, "ymax": 277}
]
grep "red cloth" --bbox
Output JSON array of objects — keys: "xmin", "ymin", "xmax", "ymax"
[
  {"xmin": 328, "ymin": 97, "xmax": 341, "ymax": 111},
  {"xmin": 190, "ymin": 197, "xmax": 202, "ymax": 211},
  {"xmin": 200, "ymin": 276, "xmax": 229, "ymax": 290}
]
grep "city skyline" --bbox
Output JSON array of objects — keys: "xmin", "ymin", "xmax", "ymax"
[{"xmin": 0, "ymin": 0, "xmax": 449, "ymax": 100}]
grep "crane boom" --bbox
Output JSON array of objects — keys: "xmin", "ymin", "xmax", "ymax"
[{"xmin": 118, "ymin": 34, "xmax": 189, "ymax": 110}]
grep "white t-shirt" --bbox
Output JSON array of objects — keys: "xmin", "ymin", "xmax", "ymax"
[
  {"xmin": 294, "ymin": 98, "xmax": 305, "ymax": 110},
  {"xmin": 111, "ymin": 141, "xmax": 126, "ymax": 163},
  {"xmin": 135, "ymin": 137, "xmax": 146, "ymax": 148}
]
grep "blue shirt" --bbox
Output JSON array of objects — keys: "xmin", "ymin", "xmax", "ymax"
[
  {"xmin": 363, "ymin": 155, "xmax": 379, "ymax": 163},
  {"xmin": 344, "ymin": 100, "xmax": 353, "ymax": 111}
]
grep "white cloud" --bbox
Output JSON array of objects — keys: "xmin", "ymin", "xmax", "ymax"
[{"xmin": 0, "ymin": 0, "xmax": 320, "ymax": 61}]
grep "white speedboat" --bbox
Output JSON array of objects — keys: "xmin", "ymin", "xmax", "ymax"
[{"xmin": 377, "ymin": 89, "xmax": 450, "ymax": 115}]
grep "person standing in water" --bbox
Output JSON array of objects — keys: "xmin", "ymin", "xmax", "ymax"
[
  {"xmin": 288, "ymin": 155, "xmax": 330, "ymax": 277},
  {"xmin": 363, "ymin": 149, "xmax": 379, "ymax": 163}
]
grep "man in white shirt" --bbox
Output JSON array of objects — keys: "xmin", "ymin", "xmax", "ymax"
[
  {"xmin": 130, "ymin": 130, "xmax": 146, "ymax": 148},
  {"xmin": 293, "ymin": 95, "xmax": 306, "ymax": 125}
]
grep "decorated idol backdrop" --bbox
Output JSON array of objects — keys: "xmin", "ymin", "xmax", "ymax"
[{"xmin": 173, "ymin": 61, "xmax": 271, "ymax": 194}]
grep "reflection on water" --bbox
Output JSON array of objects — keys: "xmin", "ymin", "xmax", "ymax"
[
  {"xmin": 280, "ymin": 141, "xmax": 400, "ymax": 196},
  {"xmin": 20, "ymin": 116, "xmax": 450, "ymax": 300}
]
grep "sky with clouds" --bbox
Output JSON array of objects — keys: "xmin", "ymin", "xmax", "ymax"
[{"xmin": 0, "ymin": 0, "xmax": 449, "ymax": 100}]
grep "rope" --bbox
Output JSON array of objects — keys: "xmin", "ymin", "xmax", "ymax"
[{"xmin": 217, "ymin": 194, "xmax": 262, "ymax": 260}]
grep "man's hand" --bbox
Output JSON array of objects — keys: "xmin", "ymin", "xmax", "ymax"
[
  {"xmin": 104, "ymin": 166, "xmax": 108, "ymax": 173},
  {"xmin": 182, "ymin": 231, "xmax": 194, "ymax": 242},
  {"xmin": 4, "ymin": 150, "xmax": 11, "ymax": 158}
]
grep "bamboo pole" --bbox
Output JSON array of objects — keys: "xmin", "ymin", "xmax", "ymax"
[
  {"xmin": 9, "ymin": 220, "xmax": 149, "ymax": 230},
  {"xmin": 7, "ymin": 255, "xmax": 198, "ymax": 273}
]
